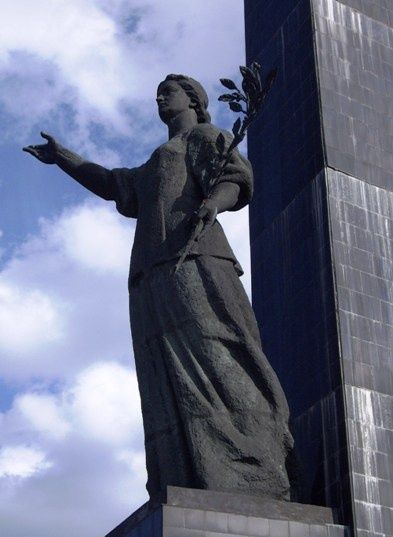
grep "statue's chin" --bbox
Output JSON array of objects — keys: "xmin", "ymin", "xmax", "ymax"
[{"xmin": 158, "ymin": 108, "xmax": 172, "ymax": 124}]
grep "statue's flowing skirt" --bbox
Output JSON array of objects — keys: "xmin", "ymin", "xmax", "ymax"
[{"xmin": 129, "ymin": 255, "xmax": 293, "ymax": 499}]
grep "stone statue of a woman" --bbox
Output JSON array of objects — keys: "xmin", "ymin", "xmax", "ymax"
[{"xmin": 24, "ymin": 74, "xmax": 293, "ymax": 500}]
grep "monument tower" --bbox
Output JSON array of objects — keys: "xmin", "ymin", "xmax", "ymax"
[{"xmin": 245, "ymin": 1, "xmax": 393, "ymax": 535}]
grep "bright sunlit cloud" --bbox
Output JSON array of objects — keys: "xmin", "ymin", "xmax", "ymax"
[
  {"xmin": 70, "ymin": 361, "xmax": 142, "ymax": 445},
  {"xmin": 0, "ymin": 282, "xmax": 63, "ymax": 353},
  {"xmin": 0, "ymin": 446, "xmax": 52, "ymax": 479},
  {"xmin": 0, "ymin": 201, "xmax": 133, "ymax": 381},
  {"xmin": 15, "ymin": 394, "xmax": 71, "ymax": 441}
]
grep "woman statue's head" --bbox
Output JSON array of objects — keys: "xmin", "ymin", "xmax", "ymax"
[{"xmin": 157, "ymin": 74, "xmax": 211, "ymax": 124}]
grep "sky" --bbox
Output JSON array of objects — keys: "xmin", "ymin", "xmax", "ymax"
[{"xmin": 0, "ymin": 1, "xmax": 251, "ymax": 536}]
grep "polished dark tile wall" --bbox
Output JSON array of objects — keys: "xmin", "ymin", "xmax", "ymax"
[
  {"xmin": 245, "ymin": 0, "xmax": 351, "ymax": 518},
  {"xmin": 245, "ymin": 0, "xmax": 324, "ymax": 234},
  {"xmin": 313, "ymin": 0, "xmax": 393, "ymax": 191},
  {"xmin": 245, "ymin": 0, "xmax": 393, "ymax": 534}
]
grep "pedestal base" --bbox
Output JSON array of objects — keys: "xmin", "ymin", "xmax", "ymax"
[{"xmin": 106, "ymin": 487, "xmax": 350, "ymax": 537}]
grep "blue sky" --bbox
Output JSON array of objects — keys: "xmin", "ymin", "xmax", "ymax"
[{"xmin": 0, "ymin": 2, "xmax": 250, "ymax": 536}]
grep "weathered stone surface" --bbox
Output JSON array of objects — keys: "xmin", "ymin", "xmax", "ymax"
[{"xmin": 24, "ymin": 75, "xmax": 294, "ymax": 500}]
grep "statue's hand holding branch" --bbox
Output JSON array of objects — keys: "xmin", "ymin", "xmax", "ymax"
[
  {"xmin": 194, "ymin": 198, "xmax": 218, "ymax": 231},
  {"xmin": 23, "ymin": 132, "xmax": 58, "ymax": 164}
]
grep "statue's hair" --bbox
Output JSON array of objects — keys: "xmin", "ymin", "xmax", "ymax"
[{"xmin": 160, "ymin": 74, "xmax": 211, "ymax": 124}]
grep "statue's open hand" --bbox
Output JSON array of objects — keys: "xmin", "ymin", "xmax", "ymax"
[{"xmin": 23, "ymin": 132, "xmax": 58, "ymax": 164}]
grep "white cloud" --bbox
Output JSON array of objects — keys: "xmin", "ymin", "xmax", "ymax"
[
  {"xmin": 0, "ymin": 360, "xmax": 146, "ymax": 537},
  {"xmin": 0, "ymin": 201, "xmax": 133, "ymax": 381},
  {"xmin": 0, "ymin": 0, "xmax": 245, "ymax": 154},
  {"xmin": 0, "ymin": 446, "xmax": 52, "ymax": 479},
  {"xmin": 0, "ymin": 282, "xmax": 64, "ymax": 354},
  {"xmin": 0, "ymin": 0, "xmax": 128, "ymax": 114},
  {"xmin": 15, "ymin": 394, "xmax": 70, "ymax": 441},
  {"xmin": 2, "ymin": 362, "xmax": 142, "ymax": 446},
  {"xmin": 52, "ymin": 203, "xmax": 132, "ymax": 274},
  {"xmin": 70, "ymin": 361, "xmax": 141, "ymax": 445},
  {"xmin": 218, "ymin": 206, "xmax": 251, "ymax": 297}
]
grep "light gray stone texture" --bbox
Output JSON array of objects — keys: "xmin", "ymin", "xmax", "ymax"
[
  {"xmin": 327, "ymin": 169, "xmax": 393, "ymax": 534},
  {"xmin": 313, "ymin": 0, "xmax": 393, "ymax": 191}
]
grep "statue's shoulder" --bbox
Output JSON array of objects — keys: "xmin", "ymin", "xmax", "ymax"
[{"xmin": 187, "ymin": 123, "xmax": 229, "ymax": 144}]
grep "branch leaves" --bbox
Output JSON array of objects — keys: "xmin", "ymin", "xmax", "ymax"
[
  {"xmin": 174, "ymin": 62, "xmax": 278, "ymax": 273},
  {"xmin": 218, "ymin": 93, "xmax": 236, "ymax": 102},
  {"xmin": 219, "ymin": 78, "xmax": 238, "ymax": 90},
  {"xmin": 217, "ymin": 60, "xmax": 278, "ymax": 155},
  {"xmin": 229, "ymin": 102, "xmax": 243, "ymax": 113},
  {"xmin": 232, "ymin": 117, "xmax": 241, "ymax": 137},
  {"xmin": 203, "ymin": 61, "xmax": 278, "ymax": 205},
  {"xmin": 215, "ymin": 132, "xmax": 226, "ymax": 157}
]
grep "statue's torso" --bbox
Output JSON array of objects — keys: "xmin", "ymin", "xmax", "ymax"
[{"xmin": 128, "ymin": 128, "xmax": 241, "ymax": 284}]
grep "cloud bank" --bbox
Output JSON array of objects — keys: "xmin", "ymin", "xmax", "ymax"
[{"xmin": 1, "ymin": 0, "xmax": 245, "ymax": 158}]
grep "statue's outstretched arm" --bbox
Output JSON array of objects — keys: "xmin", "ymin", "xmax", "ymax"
[{"xmin": 23, "ymin": 132, "xmax": 115, "ymax": 201}]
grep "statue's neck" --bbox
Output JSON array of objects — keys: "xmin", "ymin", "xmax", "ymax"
[{"xmin": 167, "ymin": 109, "xmax": 198, "ymax": 139}]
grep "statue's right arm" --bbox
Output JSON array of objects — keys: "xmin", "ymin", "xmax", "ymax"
[
  {"xmin": 23, "ymin": 132, "xmax": 115, "ymax": 201},
  {"xmin": 55, "ymin": 145, "xmax": 115, "ymax": 201}
]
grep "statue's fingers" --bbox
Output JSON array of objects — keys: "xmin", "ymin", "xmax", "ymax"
[
  {"xmin": 196, "ymin": 206, "xmax": 208, "ymax": 219},
  {"xmin": 22, "ymin": 146, "xmax": 39, "ymax": 157},
  {"xmin": 40, "ymin": 131, "xmax": 55, "ymax": 144}
]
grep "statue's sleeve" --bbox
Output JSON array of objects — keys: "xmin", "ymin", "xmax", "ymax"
[
  {"xmin": 110, "ymin": 167, "xmax": 139, "ymax": 218},
  {"xmin": 187, "ymin": 124, "xmax": 254, "ymax": 211}
]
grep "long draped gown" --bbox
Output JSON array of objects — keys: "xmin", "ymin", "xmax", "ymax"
[{"xmin": 99, "ymin": 123, "xmax": 293, "ymax": 499}]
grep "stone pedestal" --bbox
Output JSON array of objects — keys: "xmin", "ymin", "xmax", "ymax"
[{"xmin": 106, "ymin": 487, "xmax": 349, "ymax": 537}]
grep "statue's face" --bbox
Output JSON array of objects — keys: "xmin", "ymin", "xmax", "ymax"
[{"xmin": 156, "ymin": 80, "xmax": 193, "ymax": 123}]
